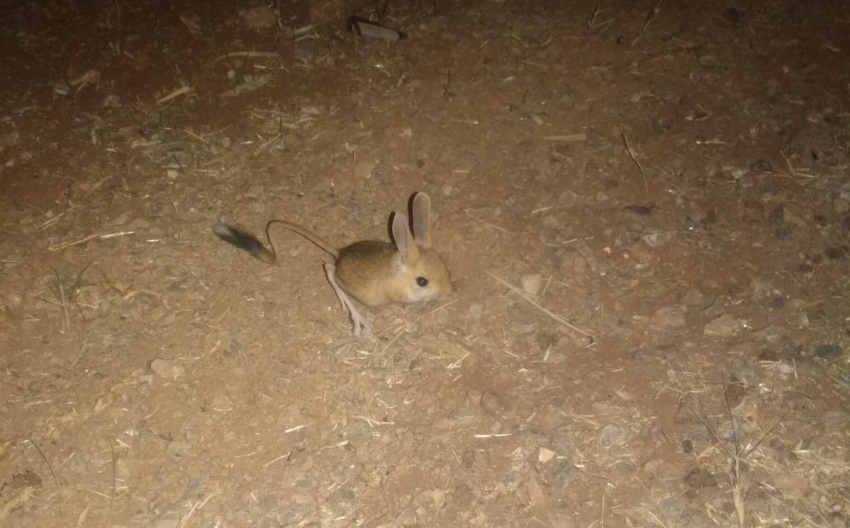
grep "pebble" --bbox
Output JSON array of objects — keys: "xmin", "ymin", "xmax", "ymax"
[
  {"xmin": 211, "ymin": 394, "xmax": 234, "ymax": 412},
  {"xmin": 448, "ymin": 407, "xmax": 475, "ymax": 422},
  {"xmin": 166, "ymin": 440, "xmax": 190, "ymax": 461},
  {"xmin": 229, "ymin": 335, "xmax": 243, "ymax": 355},
  {"xmin": 703, "ymin": 313, "xmax": 740, "ymax": 337},
  {"xmin": 353, "ymin": 160, "xmax": 375, "ymax": 180},
  {"xmin": 658, "ymin": 496, "xmax": 687, "ymax": 522},
  {"xmin": 550, "ymin": 460, "xmax": 577, "ymax": 489},
  {"xmin": 814, "ymin": 344, "xmax": 843, "ymax": 361},
  {"xmin": 550, "ymin": 433, "xmax": 576, "ymax": 457},
  {"xmin": 650, "ymin": 306, "xmax": 686, "ymax": 331},
  {"xmin": 480, "ymin": 391, "xmax": 508, "ymax": 414},
  {"xmin": 598, "ymin": 424, "xmax": 629, "ymax": 448},
  {"xmin": 681, "ymin": 288, "xmax": 704, "ymax": 306},
  {"xmin": 527, "ymin": 478, "xmax": 547, "ymax": 507},
  {"xmin": 150, "ymin": 358, "xmax": 184, "ymax": 380},
  {"xmin": 773, "ymin": 473, "xmax": 809, "ymax": 499},
  {"xmin": 731, "ymin": 357, "xmax": 765, "ymax": 386},
  {"xmin": 538, "ymin": 447, "xmax": 556, "ymax": 463},
  {"xmin": 758, "ymin": 324, "xmax": 788, "ymax": 342},
  {"xmin": 685, "ymin": 467, "xmax": 717, "ymax": 489},
  {"xmin": 241, "ymin": 5, "xmax": 277, "ymax": 30},
  {"xmin": 520, "ymin": 274, "xmax": 542, "ymax": 295},
  {"xmin": 640, "ymin": 228, "xmax": 668, "ymax": 247},
  {"xmin": 724, "ymin": 382, "xmax": 747, "ymax": 409},
  {"xmin": 274, "ymin": 493, "xmax": 315, "ymax": 525}
]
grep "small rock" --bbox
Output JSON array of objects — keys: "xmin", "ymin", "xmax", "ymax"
[
  {"xmin": 814, "ymin": 344, "xmax": 843, "ymax": 361},
  {"xmin": 724, "ymin": 382, "xmax": 747, "ymax": 409},
  {"xmin": 448, "ymin": 407, "xmax": 475, "ymax": 422},
  {"xmin": 166, "ymin": 441, "xmax": 190, "ymax": 461},
  {"xmin": 640, "ymin": 228, "xmax": 667, "ymax": 247},
  {"xmin": 480, "ymin": 391, "xmax": 507, "ymax": 414},
  {"xmin": 550, "ymin": 433, "xmax": 576, "ymax": 457},
  {"xmin": 129, "ymin": 218, "xmax": 151, "ymax": 230},
  {"xmin": 782, "ymin": 205, "xmax": 808, "ymax": 228},
  {"xmin": 229, "ymin": 335, "xmax": 243, "ymax": 355},
  {"xmin": 102, "ymin": 94, "xmax": 122, "ymax": 108},
  {"xmin": 643, "ymin": 459, "xmax": 682, "ymax": 480},
  {"xmin": 573, "ymin": 256, "xmax": 588, "ymax": 274},
  {"xmin": 558, "ymin": 191, "xmax": 579, "ymax": 206},
  {"xmin": 749, "ymin": 158, "xmax": 772, "ymax": 173},
  {"xmin": 704, "ymin": 313, "xmax": 740, "ymax": 337},
  {"xmin": 681, "ymin": 288, "xmax": 704, "ymax": 306},
  {"xmin": 537, "ymin": 332, "xmax": 557, "ymax": 350},
  {"xmin": 538, "ymin": 447, "xmax": 556, "ymax": 463},
  {"xmin": 274, "ymin": 493, "xmax": 315, "ymax": 525},
  {"xmin": 774, "ymin": 225, "xmax": 793, "ymax": 240},
  {"xmin": 211, "ymin": 394, "xmax": 233, "ymax": 412},
  {"xmin": 242, "ymin": 5, "xmax": 277, "ymax": 30},
  {"xmin": 773, "ymin": 472, "xmax": 809, "ymax": 499},
  {"xmin": 758, "ymin": 324, "xmax": 788, "ymax": 342},
  {"xmin": 328, "ymin": 486, "xmax": 356, "ymax": 510},
  {"xmin": 150, "ymin": 358, "xmax": 184, "ymax": 380},
  {"xmin": 750, "ymin": 278, "xmax": 777, "ymax": 300},
  {"xmin": 598, "ymin": 424, "xmax": 629, "ymax": 448},
  {"xmin": 0, "ymin": 131, "xmax": 20, "ymax": 152},
  {"xmin": 650, "ymin": 306, "xmax": 686, "ymax": 331},
  {"xmin": 732, "ymin": 357, "xmax": 765, "ymax": 386},
  {"xmin": 685, "ymin": 467, "xmax": 717, "ymax": 489},
  {"xmin": 353, "ymin": 160, "xmax": 375, "ymax": 180},
  {"xmin": 527, "ymin": 478, "xmax": 547, "ymax": 507},
  {"xmin": 520, "ymin": 274, "xmax": 542, "ymax": 295},
  {"xmin": 550, "ymin": 460, "xmax": 577, "ymax": 489},
  {"xmin": 504, "ymin": 470, "xmax": 523, "ymax": 490},
  {"xmin": 509, "ymin": 321, "xmax": 537, "ymax": 334},
  {"xmin": 112, "ymin": 213, "xmax": 130, "ymax": 226},
  {"xmin": 658, "ymin": 496, "xmax": 687, "ymax": 522}
]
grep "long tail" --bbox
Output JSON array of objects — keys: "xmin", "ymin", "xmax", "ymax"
[{"xmin": 213, "ymin": 223, "xmax": 277, "ymax": 265}]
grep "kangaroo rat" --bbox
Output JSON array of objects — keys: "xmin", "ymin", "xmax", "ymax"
[{"xmin": 213, "ymin": 192, "xmax": 452, "ymax": 337}]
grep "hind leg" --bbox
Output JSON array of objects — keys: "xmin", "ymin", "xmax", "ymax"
[{"xmin": 324, "ymin": 262, "xmax": 373, "ymax": 338}]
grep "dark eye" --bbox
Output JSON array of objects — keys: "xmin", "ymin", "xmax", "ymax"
[{"xmin": 416, "ymin": 277, "xmax": 429, "ymax": 287}]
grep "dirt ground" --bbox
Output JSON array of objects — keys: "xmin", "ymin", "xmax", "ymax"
[{"xmin": 1, "ymin": 0, "xmax": 849, "ymax": 527}]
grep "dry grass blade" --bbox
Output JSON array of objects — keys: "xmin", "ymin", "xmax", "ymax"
[
  {"xmin": 631, "ymin": 0, "xmax": 664, "ymax": 47},
  {"xmin": 156, "ymin": 84, "xmax": 193, "ymax": 105},
  {"xmin": 48, "ymin": 231, "xmax": 134, "ymax": 251},
  {"xmin": 0, "ymin": 486, "xmax": 34, "ymax": 520},
  {"xmin": 690, "ymin": 405, "xmax": 788, "ymax": 528},
  {"xmin": 540, "ymin": 133, "xmax": 587, "ymax": 142},
  {"xmin": 73, "ymin": 504, "xmax": 90, "ymax": 528},
  {"xmin": 622, "ymin": 133, "xmax": 648, "ymax": 193},
  {"xmin": 29, "ymin": 439, "xmax": 70, "ymax": 527},
  {"xmin": 486, "ymin": 271, "xmax": 595, "ymax": 339}
]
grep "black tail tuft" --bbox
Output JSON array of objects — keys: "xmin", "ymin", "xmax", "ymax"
[{"xmin": 213, "ymin": 223, "xmax": 266, "ymax": 257}]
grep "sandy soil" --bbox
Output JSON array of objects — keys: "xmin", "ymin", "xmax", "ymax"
[{"xmin": 1, "ymin": 0, "xmax": 849, "ymax": 527}]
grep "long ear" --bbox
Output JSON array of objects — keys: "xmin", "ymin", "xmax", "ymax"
[
  {"xmin": 392, "ymin": 212, "xmax": 420, "ymax": 265},
  {"xmin": 411, "ymin": 192, "xmax": 432, "ymax": 248}
]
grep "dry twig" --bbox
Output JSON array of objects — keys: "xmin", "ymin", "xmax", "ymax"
[
  {"xmin": 632, "ymin": 0, "xmax": 664, "ymax": 47},
  {"xmin": 622, "ymin": 133, "xmax": 648, "ymax": 192},
  {"xmin": 486, "ymin": 271, "xmax": 595, "ymax": 339},
  {"xmin": 48, "ymin": 231, "xmax": 134, "ymax": 251}
]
